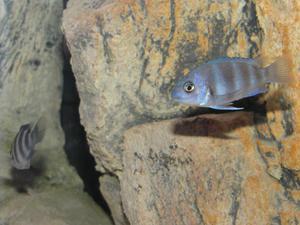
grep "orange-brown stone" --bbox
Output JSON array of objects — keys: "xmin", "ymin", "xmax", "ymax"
[
  {"xmin": 63, "ymin": 0, "xmax": 300, "ymax": 224},
  {"xmin": 121, "ymin": 112, "xmax": 300, "ymax": 225}
]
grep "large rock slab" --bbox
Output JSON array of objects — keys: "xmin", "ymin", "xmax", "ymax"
[
  {"xmin": 121, "ymin": 112, "xmax": 300, "ymax": 225},
  {"xmin": 0, "ymin": 189, "xmax": 113, "ymax": 225},
  {"xmin": 63, "ymin": 0, "xmax": 299, "ymax": 224},
  {"xmin": 0, "ymin": 0, "xmax": 80, "ymax": 187},
  {"xmin": 62, "ymin": 0, "xmax": 262, "ymax": 174},
  {"xmin": 63, "ymin": 0, "xmax": 261, "ymax": 221},
  {"xmin": 62, "ymin": 1, "xmax": 262, "ymax": 222},
  {"xmin": 252, "ymin": 0, "xmax": 300, "ymax": 204},
  {"xmin": 100, "ymin": 175, "xmax": 129, "ymax": 225},
  {"xmin": 0, "ymin": 1, "xmax": 111, "ymax": 225}
]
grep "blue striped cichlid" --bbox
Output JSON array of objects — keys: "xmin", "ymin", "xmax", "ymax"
[
  {"xmin": 171, "ymin": 55, "xmax": 292, "ymax": 110},
  {"xmin": 11, "ymin": 117, "xmax": 46, "ymax": 170}
]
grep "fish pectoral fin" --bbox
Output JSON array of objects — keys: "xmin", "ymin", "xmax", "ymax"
[{"xmin": 209, "ymin": 104, "xmax": 244, "ymax": 111}]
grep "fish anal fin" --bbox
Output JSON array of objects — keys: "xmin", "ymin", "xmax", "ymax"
[{"xmin": 209, "ymin": 105, "xmax": 244, "ymax": 111}]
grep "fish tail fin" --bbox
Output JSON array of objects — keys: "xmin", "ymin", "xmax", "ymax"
[
  {"xmin": 264, "ymin": 55, "xmax": 294, "ymax": 84},
  {"xmin": 30, "ymin": 116, "xmax": 46, "ymax": 144}
]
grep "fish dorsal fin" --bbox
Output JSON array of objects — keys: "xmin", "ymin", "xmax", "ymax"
[
  {"xmin": 30, "ymin": 116, "xmax": 46, "ymax": 143},
  {"xmin": 206, "ymin": 57, "xmax": 232, "ymax": 64},
  {"xmin": 253, "ymin": 55, "xmax": 263, "ymax": 67},
  {"xmin": 206, "ymin": 56, "xmax": 258, "ymax": 66},
  {"xmin": 253, "ymin": 54, "xmax": 282, "ymax": 68}
]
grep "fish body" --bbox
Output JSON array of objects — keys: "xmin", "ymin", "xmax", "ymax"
[
  {"xmin": 171, "ymin": 56, "xmax": 292, "ymax": 110},
  {"xmin": 10, "ymin": 118, "xmax": 45, "ymax": 170}
]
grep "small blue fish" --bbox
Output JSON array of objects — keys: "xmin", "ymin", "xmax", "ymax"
[
  {"xmin": 10, "ymin": 117, "xmax": 46, "ymax": 170},
  {"xmin": 171, "ymin": 55, "xmax": 292, "ymax": 110}
]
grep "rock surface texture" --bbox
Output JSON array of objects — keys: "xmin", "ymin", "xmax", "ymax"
[
  {"xmin": 63, "ymin": 0, "xmax": 300, "ymax": 224},
  {"xmin": 121, "ymin": 112, "xmax": 300, "ymax": 225},
  {"xmin": 63, "ymin": 0, "xmax": 263, "ymax": 173},
  {"xmin": 0, "ymin": 1, "xmax": 112, "ymax": 224},
  {"xmin": 0, "ymin": 189, "xmax": 113, "ymax": 225},
  {"xmin": 254, "ymin": 0, "xmax": 300, "ymax": 203},
  {"xmin": 0, "ymin": 0, "xmax": 77, "ymax": 186}
]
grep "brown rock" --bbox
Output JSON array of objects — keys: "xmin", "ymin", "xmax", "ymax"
[
  {"xmin": 253, "ymin": 0, "xmax": 300, "ymax": 204},
  {"xmin": 63, "ymin": 0, "xmax": 300, "ymax": 224},
  {"xmin": 62, "ymin": 1, "xmax": 262, "ymax": 222},
  {"xmin": 0, "ymin": 189, "xmax": 113, "ymax": 225},
  {"xmin": 0, "ymin": 0, "xmax": 80, "ymax": 187},
  {"xmin": 62, "ymin": 0, "xmax": 262, "ymax": 173},
  {"xmin": 121, "ymin": 112, "xmax": 300, "ymax": 225},
  {"xmin": 100, "ymin": 175, "xmax": 129, "ymax": 225},
  {"xmin": 0, "ymin": 1, "xmax": 111, "ymax": 224}
]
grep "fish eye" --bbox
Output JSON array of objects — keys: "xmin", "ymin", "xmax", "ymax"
[{"xmin": 183, "ymin": 81, "xmax": 195, "ymax": 93}]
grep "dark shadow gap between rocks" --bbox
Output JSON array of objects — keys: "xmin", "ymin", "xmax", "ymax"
[{"xmin": 60, "ymin": 38, "xmax": 111, "ymax": 216}]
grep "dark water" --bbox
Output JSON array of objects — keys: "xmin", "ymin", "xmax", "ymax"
[{"xmin": 60, "ymin": 39, "xmax": 111, "ymax": 215}]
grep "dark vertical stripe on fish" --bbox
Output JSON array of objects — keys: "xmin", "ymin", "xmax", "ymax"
[
  {"xmin": 211, "ymin": 63, "xmax": 227, "ymax": 95},
  {"xmin": 232, "ymin": 62, "xmax": 245, "ymax": 90},
  {"xmin": 247, "ymin": 64, "xmax": 259, "ymax": 87},
  {"xmin": 21, "ymin": 126, "xmax": 31, "ymax": 160},
  {"xmin": 227, "ymin": 62, "xmax": 238, "ymax": 91},
  {"xmin": 217, "ymin": 63, "xmax": 238, "ymax": 94},
  {"xmin": 13, "ymin": 127, "xmax": 25, "ymax": 164},
  {"xmin": 17, "ymin": 126, "xmax": 29, "ymax": 161},
  {"xmin": 24, "ymin": 127, "xmax": 32, "ymax": 150}
]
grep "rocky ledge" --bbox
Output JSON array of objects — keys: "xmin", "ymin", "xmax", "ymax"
[{"xmin": 63, "ymin": 0, "xmax": 299, "ymax": 224}]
